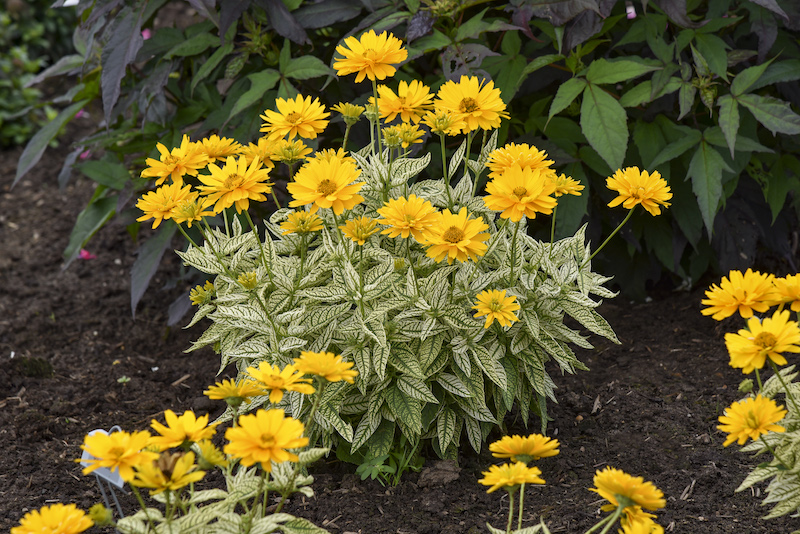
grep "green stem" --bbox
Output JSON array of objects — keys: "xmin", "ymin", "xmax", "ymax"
[
  {"xmin": 358, "ymin": 245, "xmax": 365, "ymax": 316},
  {"xmin": 176, "ymin": 223, "xmax": 200, "ymax": 249},
  {"xmin": 760, "ymin": 435, "xmax": 791, "ymax": 469},
  {"xmin": 244, "ymin": 210, "xmax": 272, "ymax": 283},
  {"xmin": 517, "ymin": 483, "xmax": 525, "ymax": 531},
  {"xmin": 584, "ymin": 505, "xmax": 623, "ymax": 534},
  {"xmin": 582, "ymin": 208, "xmax": 635, "ymax": 268},
  {"xmin": 130, "ymin": 485, "xmax": 157, "ymax": 532},
  {"xmin": 549, "ymin": 205, "xmax": 558, "ymax": 246},
  {"xmin": 769, "ymin": 360, "xmax": 800, "ymax": 415},
  {"xmin": 223, "ymin": 208, "xmax": 230, "ymax": 237},
  {"xmin": 463, "ymin": 131, "xmax": 473, "ymax": 182},
  {"xmin": 372, "ymin": 79, "xmax": 382, "ymax": 157},
  {"xmin": 271, "ymin": 190, "xmax": 282, "ymax": 210},
  {"xmin": 342, "ymin": 123, "xmax": 352, "ymax": 152},
  {"xmin": 505, "ymin": 488, "xmax": 515, "ymax": 534},
  {"xmin": 405, "ymin": 237, "xmax": 419, "ymax": 295},
  {"xmin": 756, "ymin": 368, "xmax": 764, "ymax": 392},
  {"xmin": 509, "ymin": 219, "xmax": 521, "ymax": 285},
  {"xmin": 439, "ymin": 133, "xmax": 454, "ymax": 210}
]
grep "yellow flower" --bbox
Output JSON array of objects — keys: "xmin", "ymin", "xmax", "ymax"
[
  {"xmin": 141, "ymin": 134, "xmax": 207, "ymax": 186},
  {"xmin": 725, "ymin": 309, "xmax": 800, "ymax": 373},
  {"xmin": 771, "ymin": 274, "xmax": 800, "ymax": 312},
  {"xmin": 606, "ymin": 167, "xmax": 672, "ymax": 216},
  {"xmin": 376, "ymin": 80, "xmax": 434, "ymax": 123},
  {"xmin": 478, "ymin": 461, "xmax": 545, "ymax": 493},
  {"xmin": 260, "ymin": 95, "xmax": 330, "ymax": 141},
  {"xmin": 332, "ymin": 102, "xmax": 365, "ymax": 126},
  {"xmin": 340, "ymin": 216, "xmax": 379, "ymax": 245},
  {"xmin": 197, "ymin": 155, "xmax": 272, "ymax": 214},
  {"xmin": 224, "ymin": 409, "xmax": 309, "ymax": 469},
  {"xmin": 169, "ymin": 194, "xmax": 214, "ymax": 228},
  {"xmin": 396, "ymin": 122, "xmax": 425, "ymax": 148},
  {"xmin": 484, "ymin": 164, "xmax": 557, "ymax": 222},
  {"xmin": 268, "ymin": 139, "xmax": 311, "ymax": 165},
  {"xmin": 718, "ymin": 394, "xmax": 787, "ymax": 447},
  {"xmin": 246, "ymin": 362, "xmax": 316, "ymax": 404},
  {"xmin": 382, "ymin": 125, "xmax": 403, "ymax": 149},
  {"xmin": 131, "ymin": 451, "xmax": 206, "ymax": 495},
  {"xmin": 80, "ymin": 430, "xmax": 158, "ymax": 482},
  {"xmin": 195, "ymin": 439, "xmax": 229, "ymax": 469},
  {"xmin": 421, "ymin": 108, "xmax": 466, "ymax": 136},
  {"xmin": 550, "ymin": 173, "xmax": 584, "ymax": 197},
  {"xmin": 619, "ymin": 513, "xmax": 664, "ymax": 534},
  {"xmin": 280, "ymin": 210, "xmax": 324, "ymax": 235},
  {"xmin": 293, "ymin": 351, "xmax": 359, "ymax": 383},
  {"xmin": 189, "ymin": 280, "xmax": 215, "ymax": 306},
  {"xmin": 11, "ymin": 503, "xmax": 93, "ymax": 534},
  {"xmin": 149, "ymin": 409, "xmax": 217, "ymax": 451},
  {"xmin": 489, "ymin": 433, "xmax": 559, "ymax": 462},
  {"xmin": 204, "ymin": 378, "xmax": 263, "ymax": 406},
  {"xmin": 334, "ymin": 30, "xmax": 408, "ymax": 83},
  {"xmin": 287, "ymin": 156, "xmax": 365, "ymax": 215},
  {"xmin": 486, "ymin": 143, "xmax": 554, "ymax": 180},
  {"xmin": 238, "ymin": 271, "xmax": 259, "ymax": 290},
  {"xmin": 590, "ymin": 467, "xmax": 666, "ymax": 514},
  {"xmin": 472, "ymin": 289, "xmax": 521, "ymax": 329},
  {"xmin": 701, "ymin": 269, "xmax": 776, "ymax": 320},
  {"xmin": 314, "ymin": 147, "xmax": 356, "ymax": 165},
  {"xmin": 425, "ymin": 207, "xmax": 490, "ymax": 264},
  {"xmin": 241, "ymin": 137, "xmax": 277, "ymax": 171},
  {"xmin": 136, "ymin": 182, "xmax": 195, "ymax": 229},
  {"xmin": 376, "ymin": 194, "xmax": 439, "ymax": 243},
  {"xmin": 435, "ymin": 75, "xmax": 509, "ymax": 133},
  {"xmin": 199, "ymin": 134, "xmax": 243, "ymax": 163}
]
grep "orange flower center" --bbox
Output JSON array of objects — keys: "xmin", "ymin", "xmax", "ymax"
[
  {"xmin": 442, "ymin": 226, "xmax": 465, "ymax": 243},
  {"xmin": 459, "ymin": 97, "xmax": 479, "ymax": 113},
  {"xmin": 512, "ymin": 186, "xmax": 528, "ymax": 199},
  {"xmin": 224, "ymin": 173, "xmax": 245, "ymax": 190},
  {"xmin": 317, "ymin": 179, "xmax": 338, "ymax": 196},
  {"xmin": 754, "ymin": 332, "xmax": 778, "ymax": 349},
  {"xmin": 286, "ymin": 112, "xmax": 302, "ymax": 124}
]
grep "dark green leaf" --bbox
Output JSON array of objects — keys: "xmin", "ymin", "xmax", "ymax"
[
  {"xmin": 283, "ymin": 56, "xmax": 334, "ymax": 80},
  {"xmin": 694, "ymin": 33, "xmax": 729, "ymax": 81},
  {"xmin": 227, "ymin": 69, "xmax": 280, "ymax": 122},
  {"xmin": 190, "ymin": 41, "xmax": 235, "ymax": 95},
  {"xmin": 580, "ymin": 83, "xmax": 628, "ymax": 171},
  {"xmin": 100, "ymin": 7, "xmax": 143, "ymax": 123},
  {"xmin": 548, "ymin": 78, "xmax": 586, "ymax": 121},
  {"xmin": 293, "ymin": 0, "xmax": 362, "ymax": 28},
  {"xmin": 76, "ymin": 157, "xmax": 130, "ymax": 190},
  {"xmin": 63, "ymin": 195, "xmax": 117, "ymax": 267},
  {"xmin": 491, "ymin": 55, "xmax": 527, "ymax": 101},
  {"xmin": 584, "ymin": 57, "xmax": 660, "ymax": 85},
  {"xmin": 716, "ymin": 95, "xmax": 739, "ymax": 158},
  {"xmin": 764, "ymin": 156, "xmax": 800, "ymax": 222},
  {"xmin": 730, "ymin": 58, "xmax": 774, "ymax": 96},
  {"xmin": 164, "ymin": 32, "xmax": 218, "ymax": 59},
  {"xmin": 131, "ymin": 223, "xmax": 177, "ymax": 316},
  {"xmin": 650, "ymin": 129, "xmax": 702, "ymax": 169},
  {"xmin": 670, "ymin": 176, "xmax": 705, "ymax": 246},
  {"xmin": 24, "ymin": 54, "xmax": 84, "ymax": 87},
  {"xmin": 738, "ymin": 94, "xmax": 800, "ymax": 136},
  {"xmin": 688, "ymin": 140, "xmax": 733, "ymax": 233},
  {"xmin": 749, "ymin": 60, "xmax": 800, "ymax": 92},
  {"xmin": 678, "ymin": 81, "xmax": 696, "ymax": 120}
]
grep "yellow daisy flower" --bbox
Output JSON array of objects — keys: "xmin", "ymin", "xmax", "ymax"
[
  {"xmin": 238, "ymin": 271, "xmax": 259, "ymax": 290},
  {"xmin": 606, "ymin": 167, "xmax": 672, "ymax": 216},
  {"xmin": 189, "ymin": 280, "xmax": 215, "ymax": 306},
  {"xmin": 334, "ymin": 30, "xmax": 408, "ymax": 83},
  {"xmin": 240, "ymin": 137, "xmax": 277, "ymax": 171},
  {"xmin": 472, "ymin": 289, "xmax": 521, "ymax": 329},
  {"xmin": 194, "ymin": 439, "xmax": 229, "ymax": 469},
  {"xmin": 204, "ymin": 378, "xmax": 263, "ymax": 406},
  {"xmin": 382, "ymin": 125, "xmax": 403, "ymax": 149},
  {"xmin": 701, "ymin": 269, "xmax": 777, "ymax": 320},
  {"xmin": 340, "ymin": 216, "xmax": 379, "ymax": 245},
  {"xmin": 483, "ymin": 164, "xmax": 558, "ymax": 222},
  {"xmin": 550, "ymin": 173, "xmax": 584, "ymax": 197},
  {"xmin": 489, "ymin": 433, "xmax": 560, "ymax": 462},
  {"xmin": 280, "ymin": 210, "xmax": 324, "ymax": 235},
  {"xmin": 397, "ymin": 122, "xmax": 425, "ymax": 148},
  {"xmin": 169, "ymin": 195, "xmax": 214, "ymax": 228},
  {"xmin": 314, "ymin": 147, "xmax": 356, "ymax": 165},
  {"xmin": 224, "ymin": 409, "xmax": 309, "ymax": 469},
  {"xmin": 11, "ymin": 503, "xmax": 93, "ymax": 534},
  {"xmin": 260, "ymin": 95, "xmax": 330, "ymax": 141},
  {"xmin": 376, "ymin": 80, "xmax": 434, "ymax": 123},
  {"xmin": 140, "ymin": 134, "xmax": 207, "ymax": 186},
  {"xmin": 478, "ymin": 461, "xmax": 545, "ymax": 493},
  {"xmin": 421, "ymin": 108, "xmax": 466, "ymax": 136},
  {"xmin": 725, "ymin": 309, "xmax": 800, "ymax": 374},
  {"xmin": 619, "ymin": 512, "xmax": 664, "ymax": 534},
  {"xmin": 435, "ymin": 75, "xmax": 509, "ymax": 133},
  {"xmin": 771, "ymin": 274, "xmax": 800, "ymax": 312},
  {"xmin": 131, "ymin": 451, "xmax": 206, "ymax": 495},
  {"xmin": 293, "ymin": 351, "xmax": 359, "ymax": 383},
  {"xmin": 590, "ymin": 467, "xmax": 666, "ymax": 514},
  {"xmin": 425, "ymin": 207, "xmax": 490, "ymax": 264},
  {"xmin": 80, "ymin": 430, "xmax": 159, "ymax": 482},
  {"xmin": 486, "ymin": 143, "xmax": 554, "ymax": 180},
  {"xmin": 376, "ymin": 193, "xmax": 439, "ymax": 243},
  {"xmin": 198, "ymin": 134, "xmax": 243, "ymax": 163},
  {"xmin": 196, "ymin": 155, "xmax": 272, "ymax": 214},
  {"xmin": 332, "ymin": 102, "xmax": 365, "ymax": 126},
  {"xmin": 246, "ymin": 362, "xmax": 316, "ymax": 404},
  {"xmin": 270, "ymin": 139, "xmax": 313, "ymax": 165},
  {"xmin": 287, "ymin": 156, "xmax": 365, "ymax": 215},
  {"xmin": 136, "ymin": 182, "xmax": 195, "ymax": 229},
  {"xmin": 718, "ymin": 394, "xmax": 787, "ymax": 447},
  {"xmin": 149, "ymin": 409, "xmax": 217, "ymax": 451}
]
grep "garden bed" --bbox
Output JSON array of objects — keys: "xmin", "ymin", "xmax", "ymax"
[{"xmin": 1, "ymin": 138, "xmax": 794, "ymax": 533}]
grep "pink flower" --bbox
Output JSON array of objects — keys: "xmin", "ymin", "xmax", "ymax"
[
  {"xmin": 79, "ymin": 249, "xmax": 97, "ymax": 260},
  {"xmin": 79, "ymin": 150, "xmax": 91, "ymax": 160},
  {"xmin": 626, "ymin": 2, "xmax": 636, "ymax": 18},
  {"xmin": 75, "ymin": 109, "xmax": 85, "ymax": 119},
  {"xmin": 141, "ymin": 28, "xmax": 152, "ymax": 40}
]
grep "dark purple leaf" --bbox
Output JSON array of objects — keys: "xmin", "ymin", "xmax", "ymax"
[
  {"xmin": 652, "ymin": 0, "xmax": 705, "ymax": 29},
  {"xmin": 293, "ymin": 0, "xmax": 363, "ymax": 30},
  {"xmin": 131, "ymin": 224, "xmax": 177, "ymax": 317},
  {"xmin": 748, "ymin": 0, "xmax": 789, "ymax": 21},
  {"xmin": 186, "ymin": 0, "xmax": 219, "ymax": 26},
  {"xmin": 748, "ymin": 6, "xmax": 777, "ymax": 62},
  {"xmin": 407, "ymin": 10, "xmax": 435, "ymax": 41},
  {"xmin": 100, "ymin": 7, "xmax": 144, "ymax": 124},
  {"xmin": 529, "ymin": 0, "xmax": 601, "ymax": 27},
  {"xmin": 168, "ymin": 291, "xmax": 193, "ymax": 326},
  {"xmin": 564, "ymin": 10, "xmax": 602, "ymax": 51},
  {"xmin": 220, "ymin": 0, "xmax": 250, "ymax": 43},
  {"xmin": 510, "ymin": 4, "xmax": 536, "ymax": 40},
  {"xmin": 254, "ymin": 0, "xmax": 309, "ymax": 44}
]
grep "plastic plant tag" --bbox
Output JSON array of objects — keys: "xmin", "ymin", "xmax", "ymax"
[{"xmin": 80, "ymin": 427, "xmax": 125, "ymax": 489}]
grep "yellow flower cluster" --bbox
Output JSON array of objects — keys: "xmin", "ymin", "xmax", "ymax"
[{"xmin": 479, "ymin": 432, "xmax": 559, "ymax": 493}]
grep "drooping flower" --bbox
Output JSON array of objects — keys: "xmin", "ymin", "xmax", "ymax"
[
  {"xmin": 376, "ymin": 194, "xmax": 439, "ymax": 243},
  {"xmin": 334, "ymin": 30, "xmax": 408, "ymax": 83},
  {"xmin": 287, "ymin": 156, "xmax": 365, "ymax": 215},
  {"xmin": 550, "ymin": 173, "xmax": 584, "ymax": 197},
  {"xmin": 149, "ymin": 410, "xmax": 217, "ymax": 451},
  {"xmin": 376, "ymin": 80, "xmax": 434, "ymax": 123},
  {"xmin": 382, "ymin": 125, "xmax": 403, "ymax": 149},
  {"xmin": 590, "ymin": 467, "xmax": 666, "ymax": 516},
  {"xmin": 260, "ymin": 95, "xmax": 330, "ymax": 141},
  {"xmin": 606, "ymin": 167, "xmax": 672, "ymax": 216},
  {"xmin": 771, "ymin": 274, "xmax": 800, "ymax": 312},
  {"xmin": 136, "ymin": 182, "xmax": 196, "ymax": 229},
  {"xmin": 718, "ymin": 395, "xmax": 787, "ymax": 446},
  {"xmin": 80, "ymin": 430, "xmax": 159, "ymax": 482},
  {"xmin": 189, "ymin": 280, "xmax": 215, "ymax": 306},
  {"xmin": 314, "ymin": 147, "xmax": 356, "ymax": 165},
  {"xmin": 224, "ymin": 409, "xmax": 309, "ymax": 469},
  {"xmin": 195, "ymin": 439, "xmax": 229, "ymax": 469},
  {"xmin": 198, "ymin": 134, "xmax": 243, "ymax": 163},
  {"xmin": 340, "ymin": 216, "xmax": 379, "ymax": 245},
  {"xmin": 204, "ymin": 378, "xmax": 263, "ymax": 407},
  {"xmin": 240, "ymin": 137, "xmax": 277, "ymax": 171},
  {"xmin": 701, "ymin": 269, "xmax": 777, "ymax": 320},
  {"xmin": 478, "ymin": 461, "xmax": 545, "ymax": 493},
  {"xmin": 435, "ymin": 75, "xmax": 509, "ymax": 133},
  {"xmin": 332, "ymin": 102, "xmax": 365, "ymax": 126},
  {"xmin": 489, "ymin": 433, "xmax": 560, "ymax": 462},
  {"xmin": 425, "ymin": 207, "xmax": 490, "ymax": 264},
  {"xmin": 246, "ymin": 362, "xmax": 316, "ymax": 404},
  {"xmin": 725, "ymin": 309, "xmax": 800, "ymax": 373},
  {"xmin": 618, "ymin": 511, "xmax": 664, "ymax": 534},
  {"xmin": 11, "ymin": 503, "xmax": 93, "ymax": 534},
  {"xmin": 196, "ymin": 155, "xmax": 272, "ymax": 214},
  {"xmin": 293, "ymin": 351, "xmax": 359, "ymax": 383},
  {"xmin": 486, "ymin": 143, "xmax": 554, "ymax": 180},
  {"xmin": 270, "ymin": 139, "xmax": 313, "ymax": 165},
  {"xmin": 483, "ymin": 164, "xmax": 558, "ymax": 221},
  {"xmin": 396, "ymin": 122, "xmax": 425, "ymax": 148},
  {"xmin": 421, "ymin": 108, "xmax": 466, "ymax": 136},
  {"xmin": 472, "ymin": 290, "xmax": 521, "ymax": 329},
  {"xmin": 131, "ymin": 451, "xmax": 206, "ymax": 495},
  {"xmin": 280, "ymin": 210, "xmax": 324, "ymax": 235},
  {"xmin": 169, "ymin": 194, "xmax": 215, "ymax": 228},
  {"xmin": 140, "ymin": 134, "xmax": 207, "ymax": 186}
]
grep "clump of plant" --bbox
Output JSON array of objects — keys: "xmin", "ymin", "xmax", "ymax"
[
  {"xmin": 704, "ymin": 269, "xmax": 800, "ymax": 520},
  {"xmin": 132, "ymin": 31, "xmax": 679, "ymax": 466}
]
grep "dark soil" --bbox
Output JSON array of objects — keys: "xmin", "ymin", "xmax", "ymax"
[{"xmin": 1, "ymin": 135, "xmax": 795, "ymax": 533}]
